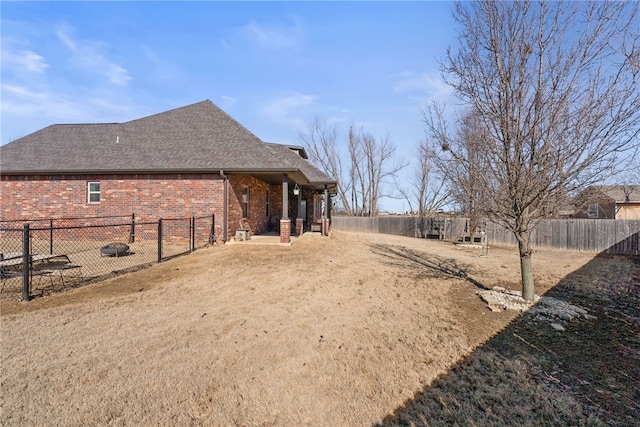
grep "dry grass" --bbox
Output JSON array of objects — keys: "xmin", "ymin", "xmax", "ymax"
[
  {"xmin": 3, "ymin": 230, "xmax": 632, "ymax": 426},
  {"xmin": 378, "ymin": 255, "xmax": 640, "ymax": 427}
]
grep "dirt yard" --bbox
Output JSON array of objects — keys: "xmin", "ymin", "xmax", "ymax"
[{"xmin": 1, "ymin": 230, "xmax": 636, "ymax": 426}]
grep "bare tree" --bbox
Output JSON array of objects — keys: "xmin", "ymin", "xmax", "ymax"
[
  {"xmin": 300, "ymin": 119, "xmax": 406, "ymax": 216},
  {"xmin": 398, "ymin": 137, "xmax": 450, "ymax": 215},
  {"xmin": 425, "ymin": 105, "xmax": 491, "ymax": 242},
  {"xmin": 348, "ymin": 126, "xmax": 365, "ymax": 215},
  {"xmin": 426, "ymin": 1, "xmax": 640, "ymax": 301},
  {"xmin": 300, "ymin": 118, "xmax": 354, "ymax": 215},
  {"xmin": 360, "ymin": 128, "xmax": 406, "ymax": 215},
  {"xmin": 617, "ymin": 156, "xmax": 640, "ymax": 217}
]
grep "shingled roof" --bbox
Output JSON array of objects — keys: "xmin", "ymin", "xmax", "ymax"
[
  {"xmin": 0, "ymin": 100, "xmax": 335, "ymax": 189},
  {"xmin": 264, "ymin": 143, "xmax": 335, "ymax": 187},
  {"xmin": 589, "ymin": 185, "xmax": 640, "ymax": 203}
]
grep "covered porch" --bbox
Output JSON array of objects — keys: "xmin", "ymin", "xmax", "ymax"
[
  {"xmin": 222, "ymin": 143, "xmax": 337, "ymax": 245},
  {"xmin": 253, "ymin": 172, "xmax": 335, "ymax": 244}
]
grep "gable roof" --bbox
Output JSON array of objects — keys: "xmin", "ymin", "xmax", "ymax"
[
  {"xmin": 0, "ymin": 100, "xmax": 335, "ymax": 191},
  {"xmin": 264, "ymin": 143, "xmax": 335, "ymax": 186},
  {"xmin": 584, "ymin": 185, "xmax": 640, "ymax": 203}
]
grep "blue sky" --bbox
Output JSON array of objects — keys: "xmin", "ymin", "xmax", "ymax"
[{"xmin": 2, "ymin": 1, "xmax": 458, "ymax": 211}]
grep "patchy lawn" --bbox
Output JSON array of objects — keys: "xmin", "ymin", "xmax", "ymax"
[{"xmin": 1, "ymin": 231, "xmax": 637, "ymax": 426}]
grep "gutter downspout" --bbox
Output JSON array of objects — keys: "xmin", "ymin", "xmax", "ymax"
[{"xmin": 220, "ymin": 170, "xmax": 228, "ymax": 243}]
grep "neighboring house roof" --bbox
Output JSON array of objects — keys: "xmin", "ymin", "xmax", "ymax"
[
  {"xmin": 586, "ymin": 185, "xmax": 640, "ymax": 203},
  {"xmin": 0, "ymin": 100, "xmax": 336, "ymax": 190}
]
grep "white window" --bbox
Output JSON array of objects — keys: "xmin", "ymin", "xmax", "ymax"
[
  {"xmin": 588, "ymin": 203, "xmax": 599, "ymax": 218},
  {"xmin": 242, "ymin": 186, "xmax": 250, "ymax": 218},
  {"xmin": 88, "ymin": 182, "xmax": 101, "ymax": 203},
  {"xmin": 265, "ymin": 189, "xmax": 270, "ymax": 217}
]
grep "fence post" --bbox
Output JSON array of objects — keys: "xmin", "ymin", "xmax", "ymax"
[
  {"xmin": 191, "ymin": 216, "xmax": 195, "ymax": 252},
  {"xmin": 157, "ymin": 219, "xmax": 163, "ymax": 263},
  {"xmin": 49, "ymin": 219, "xmax": 54, "ymax": 255},
  {"xmin": 22, "ymin": 224, "xmax": 30, "ymax": 302},
  {"xmin": 129, "ymin": 213, "xmax": 136, "ymax": 244}
]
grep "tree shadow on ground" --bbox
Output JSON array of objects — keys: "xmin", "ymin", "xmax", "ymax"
[
  {"xmin": 373, "ymin": 252, "xmax": 640, "ymax": 427},
  {"xmin": 369, "ymin": 243, "xmax": 491, "ymax": 291}
]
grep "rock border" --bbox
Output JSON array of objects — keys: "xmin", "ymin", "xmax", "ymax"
[{"xmin": 477, "ymin": 287, "xmax": 597, "ymax": 331}]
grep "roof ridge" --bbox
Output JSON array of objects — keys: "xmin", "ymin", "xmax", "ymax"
[
  {"xmin": 122, "ymin": 99, "xmax": 212, "ymax": 125},
  {"xmin": 201, "ymin": 100, "xmax": 265, "ymax": 143},
  {"xmin": 50, "ymin": 123, "xmax": 120, "ymax": 127},
  {"xmin": 0, "ymin": 100, "xmax": 336, "ymax": 187},
  {"xmin": 122, "ymin": 99, "xmax": 265, "ymax": 143},
  {"xmin": 589, "ymin": 184, "xmax": 640, "ymax": 202}
]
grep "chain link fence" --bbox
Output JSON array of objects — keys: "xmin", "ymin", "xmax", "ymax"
[{"xmin": 1, "ymin": 214, "xmax": 215, "ymax": 302}]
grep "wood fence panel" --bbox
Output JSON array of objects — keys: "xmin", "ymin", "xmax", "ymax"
[
  {"xmin": 332, "ymin": 216, "xmax": 640, "ymax": 255},
  {"xmin": 486, "ymin": 223, "xmax": 516, "ymax": 246},
  {"xmin": 332, "ymin": 217, "xmax": 378, "ymax": 233},
  {"xmin": 379, "ymin": 216, "xmax": 414, "ymax": 237},
  {"xmin": 448, "ymin": 218, "xmax": 470, "ymax": 242},
  {"xmin": 572, "ymin": 220, "xmax": 586, "ymax": 251}
]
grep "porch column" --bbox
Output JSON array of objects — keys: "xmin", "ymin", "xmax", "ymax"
[
  {"xmin": 296, "ymin": 187, "xmax": 303, "ymax": 236},
  {"xmin": 280, "ymin": 174, "xmax": 291, "ymax": 244},
  {"xmin": 322, "ymin": 185, "xmax": 329, "ymax": 236}
]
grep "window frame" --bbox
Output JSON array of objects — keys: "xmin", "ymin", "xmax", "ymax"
[
  {"xmin": 242, "ymin": 186, "xmax": 250, "ymax": 218},
  {"xmin": 588, "ymin": 203, "xmax": 599, "ymax": 218},
  {"xmin": 87, "ymin": 181, "xmax": 101, "ymax": 204},
  {"xmin": 265, "ymin": 188, "xmax": 271, "ymax": 217}
]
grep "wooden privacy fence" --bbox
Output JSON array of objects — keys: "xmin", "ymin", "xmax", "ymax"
[
  {"xmin": 332, "ymin": 216, "xmax": 640, "ymax": 255},
  {"xmin": 485, "ymin": 219, "xmax": 640, "ymax": 255},
  {"xmin": 331, "ymin": 216, "xmax": 469, "ymax": 241}
]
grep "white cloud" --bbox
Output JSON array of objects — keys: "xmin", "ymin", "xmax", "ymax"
[
  {"xmin": 1, "ymin": 81, "xmax": 148, "ymax": 143},
  {"xmin": 238, "ymin": 18, "xmax": 304, "ymax": 50},
  {"xmin": 103, "ymin": 63, "xmax": 131, "ymax": 86},
  {"xmin": 220, "ymin": 95, "xmax": 238, "ymax": 105},
  {"xmin": 392, "ymin": 71, "xmax": 452, "ymax": 101},
  {"xmin": 1, "ymin": 82, "xmax": 134, "ymax": 122},
  {"xmin": 2, "ymin": 84, "xmax": 47, "ymax": 100},
  {"xmin": 261, "ymin": 91, "xmax": 318, "ymax": 132},
  {"xmin": 1, "ymin": 83, "xmax": 86, "ymax": 121},
  {"xmin": 56, "ymin": 29, "xmax": 77, "ymax": 51},
  {"xmin": 141, "ymin": 45, "xmax": 180, "ymax": 82},
  {"xmin": 2, "ymin": 49, "xmax": 49, "ymax": 73},
  {"xmin": 56, "ymin": 27, "xmax": 132, "ymax": 86}
]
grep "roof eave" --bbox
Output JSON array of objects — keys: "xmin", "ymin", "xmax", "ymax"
[{"xmin": 0, "ymin": 167, "xmax": 304, "ymax": 176}]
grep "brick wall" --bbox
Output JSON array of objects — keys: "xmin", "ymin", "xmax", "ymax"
[
  {"xmin": 225, "ymin": 176, "xmax": 309, "ymax": 237},
  {"xmin": 0, "ymin": 173, "xmax": 306, "ymax": 242},
  {"xmin": 227, "ymin": 175, "xmax": 273, "ymax": 236},
  {"xmin": 1, "ymin": 173, "xmax": 225, "ymax": 221},
  {"xmin": 0, "ymin": 173, "xmax": 229, "ymax": 238}
]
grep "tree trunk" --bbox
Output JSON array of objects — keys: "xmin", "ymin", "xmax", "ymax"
[
  {"xmin": 468, "ymin": 217, "xmax": 477, "ymax": 244},
  {"xmin": 516, "ymin": 231, "xmax": 535, "ymax": 301}
]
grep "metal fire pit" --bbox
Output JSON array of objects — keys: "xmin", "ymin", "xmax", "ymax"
[{"xmin": 100, "ymin": 242, "xmax": 130, "ymax": 257}]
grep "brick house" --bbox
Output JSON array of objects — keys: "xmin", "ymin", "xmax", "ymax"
[
  {"xmin": 0, "ymin": 100, "xmax": 336, "ymax": 243},
  {"xmin": 572, "ymin": 185, "xmax": 640, "ymax": 220}
]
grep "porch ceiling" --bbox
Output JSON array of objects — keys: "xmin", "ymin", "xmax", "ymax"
[
  {"xmin": 243, "ymin": 170, "xmax": 337, "ymax": 193},
  {"xmin": 249, "ymin": 171, "xmax": 307, "ymax": 186}
]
